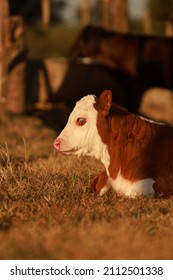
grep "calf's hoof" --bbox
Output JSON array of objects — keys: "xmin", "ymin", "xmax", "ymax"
[
  {"xmin": 90, "ymin": 171, "xmax": 108, "ymax": 193},
  {"xmin": 90, "ymin": 176, "xmax": 99, "ymax": 192}
]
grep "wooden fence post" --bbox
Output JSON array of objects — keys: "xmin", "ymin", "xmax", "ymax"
[
  {"xmin": 144, "ymin": 10, "xmax": 152, "ymax": 34},
  {"xmin": 113, "ymin": 0, "xmax": 128, "ymax": 32},
  {"xmin": 165, "ymin": 21, "xmax": 173, "ymax": 37},
  {"xmin": 81, "ymin": 0, "xmax": 90, "ymax": 26},
  {"xmin": 41, "ymin": 0, "xmax": 51, "ymax": 27},
  {"xmin": 103, "ymin": 0, "xmax": 111, "ymax": 29},
  {"xmin": 5, "ymin": 16, "xmax": 26, "ymax": 114},
  {"xmin": 120, "ymin": 0, "xmax": 129, "ymax": 32},
  {"xmin": 0, "ymin": 0, "xmax": 9, "ymax": 116},
  {"xmin": 1, "ymin": 1, "xmax": 26, "ymax": 115}
]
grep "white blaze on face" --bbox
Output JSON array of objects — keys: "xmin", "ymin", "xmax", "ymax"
[{"xmin": 54, "ymin": 95, "xmax": 110, "ymax": 163}]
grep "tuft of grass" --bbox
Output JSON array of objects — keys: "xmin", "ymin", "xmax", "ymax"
[{"xmin": 0, "ymin": 114, "xmax": 173, "ymax": 260}]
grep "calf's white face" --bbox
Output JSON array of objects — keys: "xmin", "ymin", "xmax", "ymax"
[{"xmin": 54, "ymin": 95, "xmax": 105, "ymax": 158}]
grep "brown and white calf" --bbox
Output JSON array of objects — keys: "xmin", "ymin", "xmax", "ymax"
[{"xmin": 54, "ymin": 90, "xmax": 173, "ymax": 198}]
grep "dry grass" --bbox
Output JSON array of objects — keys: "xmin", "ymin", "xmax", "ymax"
[{"xmin": 0, "ymin": 114, "xmax": 173, "ymax": 260}]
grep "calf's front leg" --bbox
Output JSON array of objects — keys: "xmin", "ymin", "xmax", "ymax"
[{"xmin": 90, "ymin": 171, "xmax": 110, "ymax": 195}]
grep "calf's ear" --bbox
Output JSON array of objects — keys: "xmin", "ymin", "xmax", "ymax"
[{"xmin": 97, "ymin": 90, "xmax": 112, "ymax": 117}]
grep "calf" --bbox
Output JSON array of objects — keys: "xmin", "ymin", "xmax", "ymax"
[{"xmin": 54, "ymin": 90, "xmax": 173, "ymax": 198}]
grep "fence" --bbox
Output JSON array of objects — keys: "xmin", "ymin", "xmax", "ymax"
[{"xmin": 0, "ymin": 0, "xmax": 26, "ymax": 115}]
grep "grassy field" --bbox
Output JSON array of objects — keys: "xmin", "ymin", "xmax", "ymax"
[
  {"xmin": 25, "ymin": 24, "xmax": 80, "ymax": 58},
  {"xmin": 0, "ymin": 114, "xmax": 173, "ymax": 260}
]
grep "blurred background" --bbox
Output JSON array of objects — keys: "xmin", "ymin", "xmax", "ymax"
[
  {"xmin": 7, "ymin": 0, "xmax": 173, "ymax": 58},
  {"xmin": 1, "ymin": 0, "xmax": 173, "ymax": 128}
]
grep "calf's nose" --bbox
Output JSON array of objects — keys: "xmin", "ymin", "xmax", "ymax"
[{"xmin": 54, "ymin": 138, "xmax": 62, "ymax": 150}]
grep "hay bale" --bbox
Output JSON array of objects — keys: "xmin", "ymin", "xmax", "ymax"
[{"xmin": 139, "ymin": 87, "xmax": 173, "ymax": 125}]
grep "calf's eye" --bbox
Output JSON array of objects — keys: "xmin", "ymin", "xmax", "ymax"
[{"xmin": 76, "ymin": 118, "xmax": 87, "ymax": 126}]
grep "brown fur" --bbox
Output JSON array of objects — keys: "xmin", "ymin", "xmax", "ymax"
[
  {"xmin": 92, "ymin": 90, "xmax": 173, "ymax": 197},
  {"xmin": 70, "ymin": 26, "xmax": 173, "ymax": 84}
]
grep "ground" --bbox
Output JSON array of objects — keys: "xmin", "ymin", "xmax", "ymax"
[{"xmin": 0, "ymin": 114, "xmax": 173, "ymax": 260}]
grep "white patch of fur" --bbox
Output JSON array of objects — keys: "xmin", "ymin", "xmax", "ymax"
[
  {"xmin": 109, "ymin": 171, "xmax": 155, "ymax": 197},
  {"xmin": 57, "ymin": 95, "xmax": 110, "ymax": 165}
]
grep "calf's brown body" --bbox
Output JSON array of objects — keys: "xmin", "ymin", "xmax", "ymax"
[{"xmin": 92, "ymin": 90, "xmax": 173, "ymax": 197}]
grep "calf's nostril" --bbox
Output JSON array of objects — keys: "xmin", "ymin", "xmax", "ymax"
[{"xmin": 54, "ymin": 139, "xmax": 61, "ymax": 150}]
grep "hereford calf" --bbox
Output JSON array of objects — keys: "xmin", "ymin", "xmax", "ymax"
[{"xmin": 54, "ymin": 90, "xmax": 173, "ymax": 198}]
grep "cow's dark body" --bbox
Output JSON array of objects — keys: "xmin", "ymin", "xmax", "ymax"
[
  {"xmin": 52, "ymin": 61, "xmax": 131, "ymax": 109},
  {"xmin": 54, "ymin": 60, "xmax": 167, "ymax": 114}
]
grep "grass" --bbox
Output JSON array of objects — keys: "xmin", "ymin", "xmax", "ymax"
[
  {"xmin": 25, "ymin": 24, "xmax": 80, "ymax": 59},
  {"xmin": 0, "ymin": 114, "xmax": 173, "ymax": 260}
]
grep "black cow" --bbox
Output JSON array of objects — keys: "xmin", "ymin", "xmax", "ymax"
[{"xmin": 52, "ymin": 61, "xmax": 131, "ymax": 110}]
